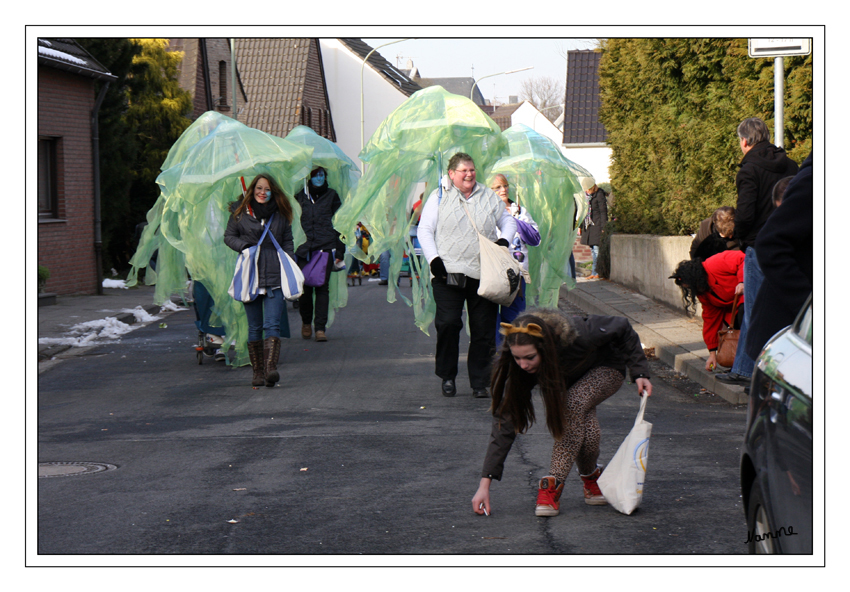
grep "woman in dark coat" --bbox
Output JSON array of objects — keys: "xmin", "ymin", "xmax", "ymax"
[
  {"xmin": 579, "ymin": 177, "xmax": 608, "ymax": 278},
  {"xmin": 471, "ymin": 308, "xmax": 652, "ymax": 518},
  {"xmin": 224, "ymin": 174, "xmax": 295, "ymax": 387},
  {"xmin": 294, "ymin": 167, "xmax": 345, "ymax": 342}
]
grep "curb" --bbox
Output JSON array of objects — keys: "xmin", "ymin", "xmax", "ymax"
[
  {"xmin": 38, "ymin": 303, "xmax": 166, "ymax": 362},
  {"xmin": 560, "ymin": 283, "xmax": 748, "ymax": 406}
]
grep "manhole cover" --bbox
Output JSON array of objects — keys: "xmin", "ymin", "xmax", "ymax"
[{"xmin": 39, "ymin": 462, "xmax": 118, "ymax": 478}]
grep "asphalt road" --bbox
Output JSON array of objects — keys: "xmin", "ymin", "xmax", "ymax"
[{"xmin": 37, "ymin": 279, "xmax": 749, "ymax": 562}]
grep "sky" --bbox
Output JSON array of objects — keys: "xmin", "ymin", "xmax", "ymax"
[{"xmin": 362, "ymin": 38, "xmax": 599, "ymax": 105}]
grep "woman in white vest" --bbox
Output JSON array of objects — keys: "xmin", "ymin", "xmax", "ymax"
[{"xmin": 418, "ymin": 153, "xmax": 517, "ymax": 399}]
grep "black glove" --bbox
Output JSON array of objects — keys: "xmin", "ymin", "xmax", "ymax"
[
  {"xmin": 430, "ymin": 257, "xmax": 448, "ymax": 283},
  {"xmin": 495, "ymin": 238, "xmax": 510, "ymax": 248}
]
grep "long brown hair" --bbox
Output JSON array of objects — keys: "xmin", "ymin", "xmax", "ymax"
[
  {"xmin": 231, "ymin": 174, "xmax": 294, "ymax": 223},
  {"xmin": 490, "ymin": 313, "xmax": 567, "ymax": 440}
]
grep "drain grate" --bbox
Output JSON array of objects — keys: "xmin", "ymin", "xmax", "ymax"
[{"xmin": 39, "ymin": 461, "xmax": 118, "ymax": 478}]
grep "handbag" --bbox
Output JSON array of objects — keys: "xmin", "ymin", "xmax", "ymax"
[
  {"xmin": 461, "ymin": 203, "xmax": 527, "ymax": 307},
  {"xmin": 597, "ymin": 393, "xmax": 652, "ymax": 515},
  {"xmin": 265, "ymin": 228, "xmax": 304, "ymax": 301},
  {"xmin": 716, "ymin": 295, "xmax": 741, "ymax": 368},
  {"xmin": 228, "ymin": 214, "xmax": 274, "ymax": 303},
  {"xmin": 302, "ymin": 250, "xmax": 330, "ymax": 287}
]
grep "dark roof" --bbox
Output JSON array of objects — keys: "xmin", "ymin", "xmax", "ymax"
[
  {"xmin": 562, "ymin": 50, "xmax": 607, "ymax": 144},
  {"xmin": 417, "ymin": 77, "xmax": 486, "ymax": 105},
  {"xmin": 338, "ymin": 39, "xmax": 423, "ymax": 97},
  {"xmin": 37, "ymin": 38, "xmax": 116, "ymax": 82},
  {"xmin": 236, "ymin": 38, "xmax": 311, "ymax": 137},
  {"xmin": 490, "ymin": 103, "xmax": 522, "ymax": 131}
]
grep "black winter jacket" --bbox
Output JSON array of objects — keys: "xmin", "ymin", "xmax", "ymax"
[
  {"xmin": 224, "ymin": 201, "xmax": 295, "ymax": 290},
  {"xmin": 480, "ymin": 309, "xmax": 650, "ymax": 480},
  {"xmin": 580, "ymin": 188, "xmax": 608, "ymax": 247},
  {"xmin": 745, "ymin": 153, "xmax": 813, "ymax": 360},
  {"xmin": 294, "ymin": 181, "xmax": 344, "ymax": 260},
  {"xmin": 734, "ymin": 141, "xmax": 798, "ymax": 249}
]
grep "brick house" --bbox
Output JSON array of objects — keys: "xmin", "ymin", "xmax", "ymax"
[
  {"xmin": 169, "ymin": 38, "xmax": 249, "ymax": 120},
  {"xmin": 169, "ymin": 38, "xmax": 423, "ymax": 173},
  {"xmin": 38, "ymin": 38, "xmax": 116, "ymax": 295},
  {"xmin": 236, "ymin": 38, "xmax": 335, "ymax": 141}
]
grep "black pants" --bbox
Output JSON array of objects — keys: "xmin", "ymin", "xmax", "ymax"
[
  {"xmin": 432, "ymin": 277, "xmax": 498, "ymax": 390},
  {"xmin": 298, "ymin": 255, "xmax": 332, "ymax": 331}
]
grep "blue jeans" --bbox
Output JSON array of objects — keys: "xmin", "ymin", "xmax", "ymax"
[
  {"xmin": 569, "ymin": 253, "xmax": 576, "ymax": 279},
  {"xmin": 379, "ymin": 250, "xmax": 391, "ymax": 281},
  {"xmin": 590, "ymin": 245, "xmax": 599, "ymax": 275},
  {"xmin": 495, "ymin": 280, "xmax": 527, "ymax": 349},
  {"xmin": 243, "ymin": 288, "xmax": 286, "ymax": 342},
  {"xmin": 731, "ymin": 247, "xmax": 762, "ymax": 378}
]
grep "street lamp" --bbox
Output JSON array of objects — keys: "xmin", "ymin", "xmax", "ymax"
[
  {"xmin": 532, "ymin": 104, "xmax": 564, "ymax": 130},
  {"xmin": 360, "ymin": 38, "xmax": 414, "ymax": 173},
  {"xmin": 469, "ymin": 66, "xmax": 534, "ymax": 102}
]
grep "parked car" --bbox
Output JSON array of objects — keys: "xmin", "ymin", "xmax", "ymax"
[{"xmin": 740, "ymin": 294, "xmax": 812, "ymax": 554}]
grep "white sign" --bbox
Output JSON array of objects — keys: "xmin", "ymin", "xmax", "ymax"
[{"xmin": 748, "ymin": 39, "xmax": 812, "ymax": 58}]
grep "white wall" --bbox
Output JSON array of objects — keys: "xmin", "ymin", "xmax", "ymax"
[
  {"xmin": 510, "ymin": 101, "xmax": 612, "ymax": 184},
  {"xmin": 320, "ymin": 39, "xmax": 412, "ymax": 172},
  {"xmin": 559, "ymin": 145, "xmax": 612, "ymax": 184}
]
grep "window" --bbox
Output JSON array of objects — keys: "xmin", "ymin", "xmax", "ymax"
[
  {"xmin": 39, "ymin": 137, "xmax": 58, "ymax": 218},
  {"xmin": 219, "ymin": 61, "xmax": 228, "ymax": 106}
]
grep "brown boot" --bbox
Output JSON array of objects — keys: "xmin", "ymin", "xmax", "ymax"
[
  {"xmin": 247, "ymin": 340, "xmax": 265, "ymax": 387},
  {"xmin": 580, "ymin": 467, "xmax": 608, "ymax": 505},
  {"xmin": 301, "ymin": 324, "xmax": 312, "ymax": 339},
  {"xmin": 263, "ymin": 336, "xmax": 281, "ymax": 387},
  {"xmin": 315, "ymin": 330, "xmax": 327, "ymax": 342}
]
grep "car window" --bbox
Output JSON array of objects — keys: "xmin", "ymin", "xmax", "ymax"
[{"xmin": 796, "ymin": 302, "xmax": 813, "ymax": 346}]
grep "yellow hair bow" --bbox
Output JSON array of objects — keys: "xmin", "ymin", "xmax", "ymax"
[{"xmin": 499, "ymin": 322, "xmax": 543, "ymax": 338}]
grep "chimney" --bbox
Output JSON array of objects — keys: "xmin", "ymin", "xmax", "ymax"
[{"xmin": 509, "ymin": 95, "xmax": 518, "ymax": 104}]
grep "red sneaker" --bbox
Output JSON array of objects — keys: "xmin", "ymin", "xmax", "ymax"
[
  {"xmin": 535, "ymin": 476, "xmax": 564, "ymax": 516},
  {"xmin": 580, "ymin": 467, "xmax": 608, "ymax": 505}
]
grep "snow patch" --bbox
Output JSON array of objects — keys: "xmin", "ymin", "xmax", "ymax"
[
  {"xmin": 38, "ymin": 46, "xmax": 89, "ymax": 66},
  {"xmin": 160, "ymin": 300, "xmax": 188, "ymax": 312},
  {"xmin": 120, "ymin": 306, "xmax": 159, "ymax": 323},
  {"xmin": 38, "ymin": 317, "xmax": 134, "ymax": 347}
]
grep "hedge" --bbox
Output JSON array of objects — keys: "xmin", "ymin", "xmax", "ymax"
[{"xmin": 597, "ymin": 38, "xmax": 812, "ymax": 236}]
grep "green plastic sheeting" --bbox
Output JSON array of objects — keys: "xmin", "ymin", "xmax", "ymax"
[
  {"xmin": 490, "ymin": 124, "xmax": 590, "ymax": 307},
  {"xmin": 333, "ymin": 86, "xmax": 506, "ymax": 334},
  {"xmin": 127, "ymin": 112, "xmax": 355, "ymax": 367}
]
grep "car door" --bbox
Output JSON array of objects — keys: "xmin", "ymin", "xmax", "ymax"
[{"xmin": 762, "ymin": 298, "xmax": 813, "ymax": 553}]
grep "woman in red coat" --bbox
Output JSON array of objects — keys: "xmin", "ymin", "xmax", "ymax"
[{"xmin": 670, "ymin": 250, "xmax": 745, "ymax": 371}]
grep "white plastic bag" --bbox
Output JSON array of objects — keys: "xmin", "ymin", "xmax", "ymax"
[
  {"xmin": 476, "ymin": 234, "xmax": 524, "ymax": 307},
  {"xmin": 598, "ymin": 393, "xmax": 652, "ymax": 515}
]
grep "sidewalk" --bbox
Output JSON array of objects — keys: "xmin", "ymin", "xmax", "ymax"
[
  {"xmin": 37, "ymin": 284, "xmax": 184, "ymax": 368},
  {"xmin": 561, "ymin": 277, "xmax": 748, "ymax": 405}
]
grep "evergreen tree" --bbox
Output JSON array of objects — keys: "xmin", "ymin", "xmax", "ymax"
[
  {"xmin": 598, "ymin": 38, "xmax": 812, "ymax": 236},
  {"xmin": 125, "ymin": 39, "xmax": 192, "ymax": 248},
  {"xmin": 77, "ymin": 38, "xmax": 141, "ymax": 272}
]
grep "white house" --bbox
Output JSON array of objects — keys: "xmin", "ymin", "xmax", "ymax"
[{"xmin": 319, "ymin": 39, "xmax": 422, "ymax": 171}]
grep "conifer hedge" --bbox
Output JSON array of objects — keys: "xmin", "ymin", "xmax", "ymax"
[{"xmin": 597, "ymin": 38, "xmax": 812, "ymax": 236}]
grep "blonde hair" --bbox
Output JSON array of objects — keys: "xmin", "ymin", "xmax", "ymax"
[
  {"xmin": 712, "ymin": 206, "xmax": 735, "ymax": 238},
  {"xmin": 490, "ymin": 173, "xmax": 508, "ymax": 189}
]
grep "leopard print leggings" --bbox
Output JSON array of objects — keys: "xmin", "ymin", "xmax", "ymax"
[{"xmin": 549, "ymin": 366, "xmax": 625, "ymax": 481}]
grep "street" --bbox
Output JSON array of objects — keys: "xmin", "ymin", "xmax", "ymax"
[{"xmin": 37, "ymin": 279, "xmax": 749, "ymax": 561}]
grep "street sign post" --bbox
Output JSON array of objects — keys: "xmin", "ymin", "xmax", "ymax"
[
  {"xmin": 748, "ymin": 38, "xmax": 812, "ymax": 58},
  {"xmin": 748, "ymin": 39, "xmax": 811, "ymax": 149}
]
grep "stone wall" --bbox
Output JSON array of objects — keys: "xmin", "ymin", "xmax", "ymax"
[{"xmin": 609, "ymin": 234, "xmax": 698, "ymax": 315}]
